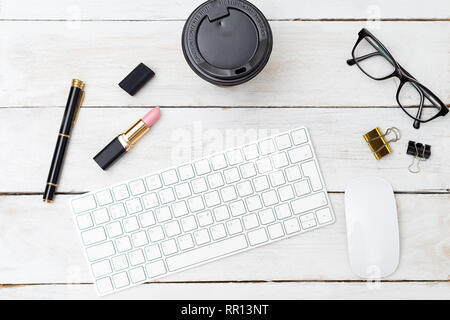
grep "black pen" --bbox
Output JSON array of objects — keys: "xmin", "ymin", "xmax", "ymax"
[{"xmin": 43, "ymin": 79, "xmax": 85, "ymax": 203}]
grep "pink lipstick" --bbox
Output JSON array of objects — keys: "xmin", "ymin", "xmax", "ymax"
[{"xmin": 94, "ymin": 107, "xmax": 160, "ymax": 170}]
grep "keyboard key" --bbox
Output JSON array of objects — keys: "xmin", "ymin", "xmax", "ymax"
[
  {"xmin": 213, "ymin": 205, "xmax": 230, "ymax": 222},
  {"xmin": 72, "ymin": 195, "xmax": 96, "ymax": 214},
  {"xmin": 191, "ymin": 177, "xmax": 208, "ymax": 194},
  {"xmin": 86, "ymin": 241, "xmax": 115, "ymax": 262},
  {"xmin": 293, "ymin": 180, "xmax": 311, "ymax": 196},
  {"xmin": 161, "ymin": 239, "xmax": 178, "ymax": 255},
  {"xmin": 300, "ymin": 218, "xmax": 317, "ymax": 229},
  {"xmin": 145, "ymin": 174, "xmax": 162, "ymax": 191},
  {"xmin": 252, "ymin": 176, "xmax": 270, "ymax": 192},
  {"xmin": 112, "ymin": 254, "xmax": 129, "ymax": 271},
  {"xmin": 178, "ymin": 164, "xmax": 195, "ymax": 181},
  {"xmin": 177, "ymin": 234, "xmax": 195, "ymax": 251},
  {"xmin": 123, "ymin": 216, "xmax": 140, "ymax": 233},
  {"xmin": 155, "ymin": 206, "xmax": 172, "ymax": 223},
  {"xmin": 301, "ymin": 161, "xmax": 323, "ymax": 191},
  {"xmin": 278, "ymin": 185, "xmax": 295, "ymax": 201},
  {"xmin": 226, "ymin": 149, "xmax": 244, "ymax": 165},
  {"xmin": 272, "ymin": 152, "xmax": 289, "ymax": 168},
  {"xmin": 109, "ymin": 203, "xmax": 126, "ymax": 219},
  {"xmin": 129, "ymin": 266, "xmax": 146, "ymax": 283},
  {"xmin": 175, "ymin": 183, "xmax": 192, "ymax": 199},
  {"xmin": 106, "ymin": 221, "xmax": 123, "ymax": 238},
  {"xmin": 242, "ymin": 144, "xmax": 259, "ymax": 160},
  {"xmin": 258, "ymin": 208, "xmax": 275, "ymax": 225},
  {"xmin": 91, "ymin": 260, "xmax": 112, "ymax": 278},
  {"xmin": 229, "ymin": 200, "xmax": 247, "ymax": 216},
  {"xmin": 274, "ymin": 203, "xmax": 292, "ymax": 220},
  {"xmin": 256, "ymin": 157, "xmax": 272, "ymax": 174},
  {"xmin": 193, "ymin": 229, "xmax": 211, "ymax": 245},
  {"xmin": 236, "ymin": 181, "xmax": 253, "ymax": 197},
  {"xmin": 247, "ymin": 228, "xmax": 268, "ymax": 246},
  {"xmin": 96, "ymin": 190, "xmax": 113, "ymax": 206},
  {"xmin": 138, "ymin": 211, "xmax": 156, "ymax": 227},
  {"xmin": 158, "ymin": 188, "xmax": 175, "ymax": 204},
  {"xmin": 239, "ymin": 163, "xmax": 257, "ymax": 179},
  {"xmin": 210, "ymin": 224, "xmax": 227, "ymax": 240},
  {"xmin": 285, "ymin": 165, "xmax": 302, "ymax": 182},
  {"xmin": 164, "ymin": 220, "xmax": 182, "ymax": 237},
  {"xmin": 129, "ymin": 179, "xmax": 146, "ymax": 196},
  {"xmin": 243, "ymin": 214, "xmax": 259, "ymax": 230},
  {"xmin": 223, "ymin": 167, "xmax": 241, "ymax": 184},
  {"xmin": 113, "ymin": 185, "xmax": 129, "ymax": 201},
  {"xmin": 93, "ymin": 208, "xmax": 110, "ymax": 224},
  {"xmin": 166, "ymin": 235, "xmax": 248, "ymax": 272},
  {"xmin": 299, "ymin": 212, "xmax": 315, "ymax": 223},
  {"xmin": 144, "ymin": 244, "xmax": 161, "ymax": 260},
  {"xmin": 76, "ymin": 213, "xmax": 93, "ymax": 230},
  {"xmin": 82, "ymin": 227, "xmax": 107, "ymax": 245},
  {"xmin": 316, "ymin": 208, "xmax": 334, "ymax": 224},
  {"xmin": 226, "ymin": 218, "xmax": 243, "ymax": 235},
  {"xmin": 162, "ymin": 169, "xmax": 179, "ymax": 185},
  {"xmin": 207, "ymin": 172, "xmax": 224, "ymax": 189},
  {"xmin": 197, "ymin": 210, "xmax": 214, "ymax": 227},
  {"xmin": 210, "ymin": 154, "xmax": 227, "ymax": 170},
  {"xmin": 194, "ymin": 159, "xmax": 211, "ymax": 175},
  {"xmin": 188, "ymin": 196, "xmax": 205, "ymax": 212},
  {"xmin": 267, "ymin": 223, "xmax": 284, "ymax": 239},
  {"xmin": 275, "ymin": 134, "xmax": 292, "ymax": 150},
  {"xmin": 291, "ymin": 128, "xmax": 308, "ymax": 145},
  {"xmin": 291, "ymin": 192, "xmax": 328, "ymax": 214},
  {"xmin": 259, "ymin": 139, "xmax": 276, "ymax": 155},
  {"xmin": 126, "ymin": 198, "xmax": 143, "ymax": 214},
  {"xmin": 204, "ymin": 190, "xmax": 221, "ymax": 207},
  {"xmin": 145, "ymin": 260, "xmax": 167, "ymax": 278},
  {"xmin": 142, "ymin": 193, "xmax": 159, "ymax": 209},
  {"xmin": 131, "ymin": 231, "xmax": 149, "ymax": 247},
  {"xmin": 288, "ymin": 145, "xmax": 313, "ymax": 163},
  {"xmin": 284, "ymin": 217, "xmax": 301, "ymax": 234},
  {"xmin": 220, "ymin": 185, "xmax": 237, "ymax": 202},
  {"xmin": 172, "ymin": 201, "xmax": 189, "ymax": 217},
  {"xmin": 113, "ymin": 272, "xmax": 130, "ymax": 288},
  {"xmin": 245, "ymin": 195, "xmax": 262, "ymax": 212},
  {"xmin": 148, "ymin": 226, "xmax": 165, "ymax": 242},
  {"xmin": 96, "ymin": 277, "xmax": 113, "ymax": 294},
  {"xmin": 269, "ymin": 171, "xmax": 286, "ymax": 187},
  {"xmin": 261, "ymin": 190, "xmax": 279, "ymax": 206},
  {"xmin": 115, "ymin": 236, "xmax": 132, "ymax": 253}
]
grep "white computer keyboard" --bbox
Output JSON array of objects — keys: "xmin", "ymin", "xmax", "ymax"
[{"xmin": 70, "ymin": 127, "xmax": 335, "ymax": 295}]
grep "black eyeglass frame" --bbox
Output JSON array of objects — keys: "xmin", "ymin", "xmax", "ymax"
[{"xmin": 347, "ymin": 28, "xmax": 448, "ymax": 129}]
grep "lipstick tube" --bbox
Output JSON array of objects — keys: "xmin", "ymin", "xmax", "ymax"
[{"xmin": 94, "ymin": 107, "xmax": 160, "ymax": 170}]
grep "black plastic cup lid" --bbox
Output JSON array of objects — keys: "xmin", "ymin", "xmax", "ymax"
[{"xmin": 182, "ymin": 0, "xmax": 273, "ymax": 86}]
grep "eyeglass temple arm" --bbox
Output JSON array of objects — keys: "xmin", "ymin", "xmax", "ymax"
[{"xmin": 346, "ymin": 52, "xmax": 380, "ymax": 66}]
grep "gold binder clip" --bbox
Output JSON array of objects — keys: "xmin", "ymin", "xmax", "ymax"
[{"xmin": 363, "ymin": 127, "xmax": 401, "ymax": 160}]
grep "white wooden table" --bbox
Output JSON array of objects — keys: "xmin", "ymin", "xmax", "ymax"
[{"xmin": 0, "ymin": 0, "xmax": 449, "ymax": 300}]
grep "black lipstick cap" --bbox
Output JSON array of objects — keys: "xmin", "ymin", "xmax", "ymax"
[
  {"xmin": 118, "ymin": 63, "xmax": 155, "ymax": 96},
  {"xmin": 94, "ymin": 137, "xmax": 127, "ymax": 170}
]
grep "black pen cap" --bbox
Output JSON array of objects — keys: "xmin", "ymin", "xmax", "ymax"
[{"xmin": 119, "ymin": 63, "xmax": 155, "ymax": 96}]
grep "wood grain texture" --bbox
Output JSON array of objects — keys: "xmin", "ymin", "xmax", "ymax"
[
  {"xmin": 1, "ymin": 0, "xmax": 449, "ymax": 20},
  {"xmin": 1, "ymin": 108, "xmax": 449, "ymax": 193},
  {"xmin": 0, "ymin": 21, "xmax": 448, "ymax": 107},
  {"xmin": 0, "ymin": 282, "xmax": 449, "ymax": 300},
  {"xmin": 0, "ymin": 194, "xmax": 448, "ymax": 284}
]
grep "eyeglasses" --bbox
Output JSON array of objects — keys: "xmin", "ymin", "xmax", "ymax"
[{"xmin": 347, "ymin": 28, "xmax": 448, "ymax": 129}]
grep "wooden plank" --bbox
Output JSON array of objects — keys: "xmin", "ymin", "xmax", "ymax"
[
  {"xmin": 0, "ymin": 194, "xmax": 448, "ymax": 284},
  {"xmin": 1, "ymin": 0, "xmax": 449, "ymax": 20},
  {"xmin": 0, "ymin": 21, "xmax": 448, "ymax": 107},
  {"xmin": 1, "ymin": 108, "xmax": 449, "ymax": 193},
  {"xmin": 0, "ymin": 282, "xmax": 449, "ymax": 300}
]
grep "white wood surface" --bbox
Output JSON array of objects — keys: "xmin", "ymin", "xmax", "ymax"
[{"xmin": 0, "ymin": 0, "xmax": 449, "ymax": 299}]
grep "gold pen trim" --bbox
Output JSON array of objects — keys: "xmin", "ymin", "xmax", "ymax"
[
  {"xmin": 59, "ymin": 133, "xmax": 71, "ymax": 138},
  {"xmin": 43, "ymin": 199, "xmax": 53, "ymax": 203},
  {"xmin": 47, "ymin": 182, "xmax": 58, "ymax": 187}
]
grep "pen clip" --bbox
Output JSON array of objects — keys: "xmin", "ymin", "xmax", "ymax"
[{"xmin": 72, "ymin": 89, "xmax": 85, "ymax": 128}]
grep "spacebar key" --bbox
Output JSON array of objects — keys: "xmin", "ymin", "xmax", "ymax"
[{"xmin": 166, "ymin": 235, "xmax": 248, "ymax": 272}]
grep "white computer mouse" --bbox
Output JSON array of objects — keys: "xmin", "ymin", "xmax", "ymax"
[{"xmin": 344, "ymin": 176, "xmax": 399, "ymax": 279}]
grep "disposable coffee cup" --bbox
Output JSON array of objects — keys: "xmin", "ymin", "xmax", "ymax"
[{"xmin": 182, "ymin": 0, "xmax": 273, "ymax": 86}]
